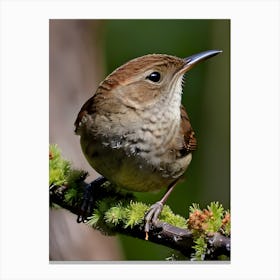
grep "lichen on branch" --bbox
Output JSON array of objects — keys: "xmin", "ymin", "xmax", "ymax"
[{"xmin": 49, "ymin": 144, "xmax": 230, "ymax": 260}]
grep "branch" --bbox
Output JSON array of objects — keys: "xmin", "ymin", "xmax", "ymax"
[
  {"xmin": 50, "ymin": 183, "xmax": 230, "ymax": 260},
  {"xmin": 49, "ymin": 144, "xmax": 230, "ymax": 260}
]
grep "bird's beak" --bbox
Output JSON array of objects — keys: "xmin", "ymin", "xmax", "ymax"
[{"xmin": 180, "ymin": 49, "xmax": 222, "ymax": 73}]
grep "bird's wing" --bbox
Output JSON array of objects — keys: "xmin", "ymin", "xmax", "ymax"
[
  {"xmin": 177, "ymin": 105, "xmax": 197, "ymax": 157},
  {"xmin": 74, "ymin": 95, "xmax": 96, "ymax": 134}
]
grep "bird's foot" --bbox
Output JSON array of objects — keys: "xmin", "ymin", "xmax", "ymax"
[
  {"xmin": 77, "ymin": 183, "xmax": 94, "ymax": 223},
  {"xmin": 144, "ymin": 201, "xmax": 164, "ymax": 240},
  {"xmin": 77, "ymin": 176, "xmax": 107, "ymax": 223}
]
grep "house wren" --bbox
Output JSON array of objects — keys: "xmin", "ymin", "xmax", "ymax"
[{"xmin": 75, "ymin": 50, "xmax": 222, "ymax": 234}]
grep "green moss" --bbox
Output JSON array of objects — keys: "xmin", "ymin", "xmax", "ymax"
[
  {"xmin": 188, "ymin": 202, "xmax": 231, "ymax": 260},
  {"xmin": 104, "ymin": 203, "xmax": 127, "ymax": 226},
  {"xmin": 49, "ymin": 144, "xmax": 87, "ymax": 192},
  {"xmin": 206, "ymin": 201, "xmax": 224, "ymax": 233},
  {"xmin": 192, "ymin": 236, "xmax": 207, "ymax": 260},
  {"xmin": 50, "ymin": 144, "xmax": 230, "ymax": 259},
  {"xmin": 49, "ymin": 144, "xmax": 71, "ymax": 186},
  {"xmin": 160, "ymin": 205, "xmax": 187, "ymax": 228},
  {"xmin": 124, "ymin": 201, "xmax": 149, "ymax": 228}
]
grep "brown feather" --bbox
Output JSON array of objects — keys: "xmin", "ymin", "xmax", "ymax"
[
  {"xmin": 74, "ymin": 95, "xmax": 96, "ymax": 134},
  {"xmin": 178, "ymin": 105, "xmax": 197, "ymax": 156},
  {"xmin": 75, "ymin": 54, "xmax": 186, "ymax": 134}
]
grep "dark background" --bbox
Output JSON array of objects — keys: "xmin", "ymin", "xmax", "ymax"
[{"xmin": 50, "ymin": 19, "xmax": 230, "ymax": 261}]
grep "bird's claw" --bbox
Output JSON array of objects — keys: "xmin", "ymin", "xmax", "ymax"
[
  {"xmin": 77, "ymin": 183, "xmax": 95, "ymax": 223},
  {"xmin": 77, "ymin": 176, "xmax": 107, "ymax": 223},
  {"xmin": 144, "ymin": 201, "xmax": 163, "ymax": 239}
]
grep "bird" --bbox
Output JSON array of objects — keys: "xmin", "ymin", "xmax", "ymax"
[{"xmin": 74, "ymin": 49, "xmax": 222, "ymax": 235}]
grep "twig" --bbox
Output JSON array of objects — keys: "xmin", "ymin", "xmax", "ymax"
[{"xmin": 49, "ymin": 184, "xmax": 230, "ymax": 260}]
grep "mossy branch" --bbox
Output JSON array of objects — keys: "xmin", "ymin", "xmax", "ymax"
[{"xmin": 49, "ymin": 144, "xmax": 230, "ymax": 260}]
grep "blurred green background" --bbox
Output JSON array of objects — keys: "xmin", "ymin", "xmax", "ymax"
[{"xmin": 99, "ymin": 19, "xmax": 230, "ymax": 260}]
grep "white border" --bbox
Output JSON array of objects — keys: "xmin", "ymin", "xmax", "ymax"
[{"xmin": 0, "ymin": 0, "xmax": 279, "ymax": 279}]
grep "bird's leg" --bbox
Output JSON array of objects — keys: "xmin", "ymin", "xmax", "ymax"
[
  {"xmin": 144, "ymin": 180, "xmax": 179, "ymax": 238},
  {"xmin": 77, "ymin": 176, "xmax": 107, "ymax": 223}
]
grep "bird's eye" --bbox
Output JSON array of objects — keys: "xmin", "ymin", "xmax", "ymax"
[{"xmin": 146, "ymin": 72, "xmax": 161, "ymax": 83}]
